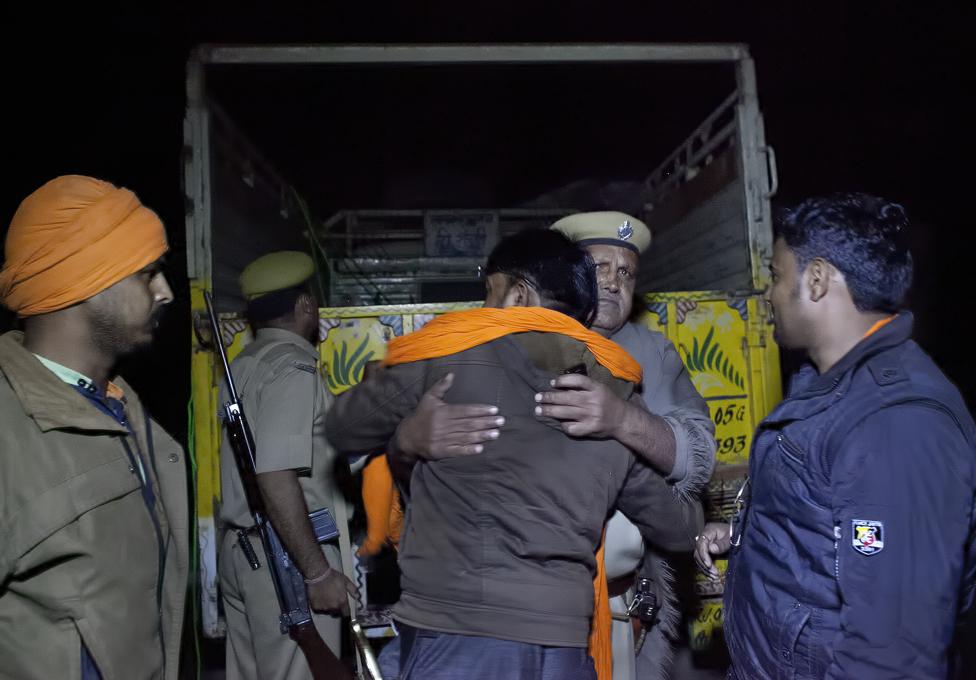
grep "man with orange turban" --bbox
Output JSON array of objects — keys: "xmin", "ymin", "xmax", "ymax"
[{"xmin": 0, "ymin": 175, "xmax": 188, "ymax": 680}]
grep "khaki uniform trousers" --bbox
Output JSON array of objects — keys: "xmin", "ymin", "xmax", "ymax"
[{"xmin": 220, "ymin": 529, "xmax": 344, "ymax": 680}]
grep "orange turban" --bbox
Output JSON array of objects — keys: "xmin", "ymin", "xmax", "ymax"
[{"xmin": 0, "ymin": 175, "xmax": 168, "ymax": 317}]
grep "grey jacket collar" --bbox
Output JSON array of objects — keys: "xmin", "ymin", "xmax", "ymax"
[{"xmin": 0, "ymin": 331, "xmax": 129, "ymax": 434}]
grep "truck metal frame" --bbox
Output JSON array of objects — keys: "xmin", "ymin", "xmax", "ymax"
[{"xmin": 184, "ymin": 44, "xmax": 781, "ymax": 645}]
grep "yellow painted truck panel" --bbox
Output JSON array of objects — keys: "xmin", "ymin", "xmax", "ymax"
[{"xmin": 190, "ymin": 294, "xmax": 779, "ymax": 638}]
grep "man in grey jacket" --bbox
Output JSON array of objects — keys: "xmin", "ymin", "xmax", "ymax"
[
  {"xmin": 0, "ymin": 175, "xmax": 188, "ymax": 680},
  {"xmin": 327, "ymin": 230, "xmax": 702, "ymax": 679}
]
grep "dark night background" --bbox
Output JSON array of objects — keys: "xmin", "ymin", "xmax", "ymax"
[{"xmin": 1, "ymin": 1, "xmax": 972, "ymax": 442}]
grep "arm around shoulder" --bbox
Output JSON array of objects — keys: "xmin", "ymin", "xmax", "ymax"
[{"xmin": 325, "ymin": 360, "xmax": 428, "ymax": 455}]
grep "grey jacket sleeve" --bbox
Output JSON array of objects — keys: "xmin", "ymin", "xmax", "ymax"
[
  {"xmin": 640, "ymin": 335, "xmax": 716, "ymax": 497},
  {"xmin": 615, "ymin": 455, "xmax": 704, "ymax": 553},
  {"xmin": 324, "ymin": 360, "xmax": 428, "ymax": 455}
]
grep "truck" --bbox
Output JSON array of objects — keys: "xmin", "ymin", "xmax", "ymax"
[{"xmin": 183, "ymin": 43, "xmax": 782, "ymax": 655}]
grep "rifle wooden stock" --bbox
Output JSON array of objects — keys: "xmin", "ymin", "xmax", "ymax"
[{"xmin": 291, "ymin": 621, "xmax": 355, "ymax": 680}]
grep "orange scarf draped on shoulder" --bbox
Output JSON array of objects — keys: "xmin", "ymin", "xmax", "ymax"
[
  {"xmin": 382, "ymin": 306, "xmax": 642, "ymax": 383},
  {"xmin": 361, "ymin": 306, "xmax": 638, "ymax": 680}
]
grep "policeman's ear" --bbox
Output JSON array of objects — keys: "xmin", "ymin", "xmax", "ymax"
[
  {"xmin": 806, "ymin": 258, "xmax": 832, "ymax": 303},
  {"xmin": 296, "ymin": 291, "xmax": 316, "ymax": 315}
]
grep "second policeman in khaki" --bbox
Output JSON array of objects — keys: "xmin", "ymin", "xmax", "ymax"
[{"xmin": 218, "ymin": 251, "xmax": 357, "ymax": 680}]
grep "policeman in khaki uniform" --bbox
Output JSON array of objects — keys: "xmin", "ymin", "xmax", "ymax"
[{"xmin": 218, "ymin": 250, "xmax": 357, "ymax": 680}]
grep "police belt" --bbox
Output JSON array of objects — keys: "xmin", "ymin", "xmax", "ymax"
[{"xmin": 607, "ymin": 572, "xmax": 636, "ymax": 599}]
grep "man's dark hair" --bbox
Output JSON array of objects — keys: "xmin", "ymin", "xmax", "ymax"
[
  {"xmin": 776, "ymin": 192, "xmax": 913, "ymax": 313},
  {"xmin": 485, "ymin": 229, "xmax": 598, "ymax": 326},
  {"xmin": 246, "ymin": 286, "xmax": 308, "ymax": 329}
]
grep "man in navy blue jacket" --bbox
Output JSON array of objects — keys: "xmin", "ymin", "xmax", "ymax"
[{"xmin": 695, "ymin": 193, "xmax": 975, "ymax": 679}]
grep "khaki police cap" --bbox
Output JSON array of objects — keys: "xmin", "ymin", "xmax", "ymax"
[
  {"xmin": 240, "ymin": 250, "xmax": 315, "ymax": 300},
  {"xmin": 551, "ymin": 211, "xmax": 651, "ymax": 255}
]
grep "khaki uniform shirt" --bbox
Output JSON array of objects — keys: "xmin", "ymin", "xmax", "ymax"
[{"xmin": 219, "ymin": 328, "xmax": 338, "ymax": 528}]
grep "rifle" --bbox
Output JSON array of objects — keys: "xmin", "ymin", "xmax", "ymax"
[{"xmin": 204, "ymin": 292, "xmax": 356, "ymax": 680}]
